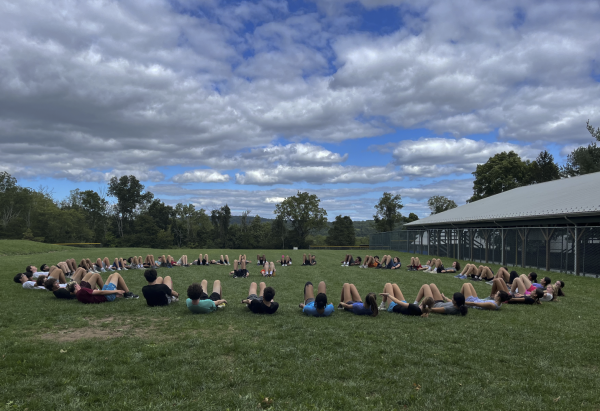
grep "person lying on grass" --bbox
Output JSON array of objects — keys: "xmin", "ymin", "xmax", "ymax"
[
  {"xmin": 360, "ymin": 255, "xmax": 380, "ymax": 268},
  {"xmin": 341, "ymin": 255, "xmax": 361, "ymax": 267},
  {"xmin": 424, "ymin": 259, "xmax": 443, "ymax": 273},
  {"xmin": 214, "ymin": 255, "xmax": 230, "ymax": 265},
  {"xmin": 407, "ymin": 257, "xmax": 422, "ymax": 271},
  {"xmin": 277, "ymin": 255, "xmax": 292, "ymax": 266},
  {"xmin": 414, "ymin": 283, "xmax": 468, "ymax": 316},
  {"xmin": 487, "ymin": 278, "xmax": 545, "ymax": 304},
  {"xmin": 45, "ymin": 270, "xmax": 106, "ymax": 299},
  {"xmin": 14, "ymin": 266, "xmax": 68, "ymax": 289},
  {"xmin": 455, "ymin": 263, "xmax": 493, "ymax": 281},
  {"xmin": 74, "ymin": 272, "xmax": 138, "ymax": 304},
  {"xmin": 337, "ymin": 283, "xmax": 379, "ymax": 317},
  {"xmin": 262, "ymin": 261, "xmax": 276, "ymax": 277},
  {"xmin": 302, "ymin": 254, "xmax": 317, "ymax": 266},
  {"xmin": 186, "ymin": 280, "xmax": 227, "ymax": 314},
  {"xmin": 142, "ymin": 269, "xmax": 179, "ymax": 307},
  {"xmin": 230, "ymin": 259, "xmax": 250, "ymax": 278},
  {"xmin": 257, "ymin": 254, "xmax": 266, "ymax": 266},
  {"xmin": 439, "ymin": 261, "xmax": 460, "ymax": 273},
  {"xmin": 241, "ymin": 282, "xmax": 278, "ymax": 314},
  {"xmin": 379, "ymin": 283, "xmax": 434, "ymax": 317},
  {"xmin": 461, "ymin": 282, "xmax": 510, "ymax": 310},
  {"xmin": 380, "ymin": 256, "xmax": 401, "ymax": 269},
  {"xmin": 299, "ymin": 281, "xmax": 334, "ymax": 317}
]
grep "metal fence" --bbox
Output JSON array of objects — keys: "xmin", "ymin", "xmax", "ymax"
[{"xmin": 370, "ymin": 226, "xmax": 600, "ymax": 277}]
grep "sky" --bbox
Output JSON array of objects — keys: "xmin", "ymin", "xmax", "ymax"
[{"xmin": 1, "ymin": 0, "xmax": 599, "ymax": 220}]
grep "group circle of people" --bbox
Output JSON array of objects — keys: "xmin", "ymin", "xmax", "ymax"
[{"xmin": 14, "ymin": 252, "xmax": 565, "ymax": 318}]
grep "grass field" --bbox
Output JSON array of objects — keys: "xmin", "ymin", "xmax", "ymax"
[{"xmin": 1, "ymin": 244, "xmax": 600, "ymax": 410}]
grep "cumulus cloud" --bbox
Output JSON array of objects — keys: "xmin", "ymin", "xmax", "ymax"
[
  {"xmin": 172, "ymin": 170, "xmax": 230, "ymax": 183},
  {"xmin": 235, "ymin": 165, "xmax": 400, "ymax": 185}
]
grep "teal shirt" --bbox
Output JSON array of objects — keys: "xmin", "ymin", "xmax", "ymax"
[{"xmin": 186, "ymin": 298, "xmax": 217, "ymax": 314}]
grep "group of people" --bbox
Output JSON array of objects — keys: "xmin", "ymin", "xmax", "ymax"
[{"xmin": 14, "ymin": 252, "xmax": 565, "ymax": 318}]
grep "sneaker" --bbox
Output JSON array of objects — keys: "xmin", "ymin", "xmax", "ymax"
[
  {"xmin": 217, "ymin": 303, "xmax": 227, "ymax": 309},
  {"xmin": 454, "ymin": 274, "xmax": 462, "ymax": 278},
  {"xmin": 101, "ymin": 268, "xmax": 106, "ymax": 273},
  {"xmin": 337, "ymin": 303, "xmax": 345, "ymax": 310},
  {"xmin": 378, "ymin": 302, "xmax": 386, "ymax": 311},
  {"xmin": 124, "ymin": 292, "xmax": 139, "ymax": 299},
  {"xmin": 485, "ymin": 280, "xmax": 494, "ymax": 285},
  {"xmin": 123, "ymin": 267, "xmax": 128, "ymax": 271}
]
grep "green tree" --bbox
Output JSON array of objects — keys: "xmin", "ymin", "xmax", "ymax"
[
  {"xmin": 274, "ymin": 192, "xmax": 327, "ymax": 249},
  {"xmin": 108, "ymin": 175, "xmax": 154, "ymax": 237},
  {"xmin": 530, "ymin": 150, "xmax": 560, "ymax": 183},
  {"xmin": 405, "ymin": 212, "xmax": 419, "ymax": 223},
  {"xmin": 373, "ymin": 192, "xmax": 403, "ymax": 232},
  {"xmin": 427, "ymin": 195, "xmax": 458, "ymax": 215},
  {"xmin": 326, "ymin": 215, "xmax": 356, "ymax": 246},
  {"xmin": 468, "ymin": 151, "xmax": 532, "ymax": 202},
  {"xmin": 270, "ymin": 214, "xmax": 288, "ymax": 249},
  {"xmin": 561, "ymin": 120, "xmax": 600, "ymax": 177},
  {"xmin": 211, "ymin": 204, "xmax": 232, "ymax": 247}
]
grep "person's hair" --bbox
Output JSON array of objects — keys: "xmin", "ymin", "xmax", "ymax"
[
  {"xmin": 35, "ymin": 275, "xmax": 47, "ymax": 287},
  {"xmin": 557, "ymin": 280, "xmax": 565, "ymax": 296},
  {"xmin": 365, "ymin": 292, "xmax": 379, "ymax": 317},
  {"xmin": 144, "ymin": 269, "xmax": 158, "ymax": 283},
  {"xmin": 44, "ymin": 278, "xmax": 58, "ymax": 291},
  {"xmin": 421, "ymin": 296, "xmax": 434, "ymax": 315},
  {"xmin": 25, "ymin": 265, "xmax": 34, "ymax": 274},
  {"xmin": 529, "ymin": 272, "xmax": 538, "ymax": 282},
  {"xmin": 497, "ymin": 291, "xmax": 512, "ymax": 303},
  {"xmin": 455, "ymin": 262, "xmax": 461, "ymax": 271},
  {"xmin": 14, "ymin": 273, "xmax": 24, "ymax": 283},
  {"xmin": 80, "ymin": 281, "xmax": 92, "ymax": 289},
  {"xmin": 40, "ymin": 264, "xmax": 49, "ymax": 271},
  {"xmin": 127, "ymin": 257, "xmax": 133, "ymax": 263},
  {"xmin": 356, "ymin": 256, "xmax": 362, "ymax": 262},
  {"xmin": 532, "ymin": 289, "xmax": 544, "ymax": 304},
  {"xmin": 548, "ymin": 284, "xmax": 559, "ymax": 301},
  {"xmin": 374, "ymin": 256, "xmax": 379, "ymax": 260},
  {"xmin": 187, "ymin": 283, "xmax": 203, "ymax": 300},
  {"xmin": 453, "ymin": 292, "xmax": 468, "ymax": 316},
  {"xmin": 315, "ymin": 293, "xmax": 327, "ymax": 310},
  {"xmin": 66, "ymin": 282, "xmax": 77, "ymax": 293},
  {"xmin": 264, "ymin": 287, "xmax": 276, "ymax": 301},
  {"xmin": 542, "ymin": 276, "xmax": 551, "ymax": 285},
  {"xmin": 393, "ymin": 257, "xmax": 399, "ymax": 263}
]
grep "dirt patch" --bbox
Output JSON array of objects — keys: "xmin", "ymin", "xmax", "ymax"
[{"xmin": 39, "ymin": 316, "xmax": 161, "ymax": 342}]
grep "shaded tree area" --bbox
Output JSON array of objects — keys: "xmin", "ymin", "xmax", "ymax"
[
  {"xmin": 561, "ymin": 120, "xmax": 600, "ymax": 177},
  {"xmin": 326, "ymin": 215, "xmax": 356, "ymax": 246}
]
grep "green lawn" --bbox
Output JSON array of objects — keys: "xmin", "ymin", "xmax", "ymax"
[{"xmin": 1, "ymin": 245, "xmax": 599, "ymax": 410}]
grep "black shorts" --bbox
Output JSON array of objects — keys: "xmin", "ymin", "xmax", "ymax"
[{"xmin": 200, "ymin": 292, "xmax": 221, "ymax": 301}]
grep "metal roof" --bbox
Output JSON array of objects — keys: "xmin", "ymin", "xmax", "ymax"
[{"xmin": 406, "ymin": 172, "xmax": 600, "ymax": 227}]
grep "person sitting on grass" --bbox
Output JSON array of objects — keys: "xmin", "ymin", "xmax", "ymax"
[
  {"xmin": 230, "ymin": 259, "xmax": 249, "ymax": 278},
  {"xmin": 460, "ymin": 282, "xmax": 510, "ymax": 310},
  {"xmin": 302, "ymin": 254, "xmax": 317, "ymax": 266},
  {"xmin": 440, "ymin": 261, "xmax": 460, "ymax": 273},
  {"xmin": 341, "ymin": 255, "xmax": 361, "ymax": 267},
  {"xmin": 277, "ymin": 255, "xmax": 292, "ymax": 266},
  {"xmin": 299, "ymin": 281, "xmax": 334, "ymax": 317},
  {"xmin": 186, "ymin": 280, "xmax": 227, "ymax": 314},
  {"xmin": 337, "ymin": 283, "xmax": 379, "ymax": 317},
  {"xmin": 142, "ymin": 269, "xmax": 179, "ymax": 307},
  {"xmin": 241, "ymin": 282, "xmax": 278, "ymax": 314},
  {"xmin": 74, "ymin": 272, "xmax": 137, "ymax": 303},
  {"xmin": 379, "ymin": 282, "xmax": 434, "ymax": 317},
  {"xmin": 360, "ymin": 255, "xmax": 380, "ymax": 268},
  {"xmin": 414, "ymin": 283, "xmax": 468, "ymax": 316}
]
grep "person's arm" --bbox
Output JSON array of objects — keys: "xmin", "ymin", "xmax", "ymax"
[
  {"xmin": 214, "ymin": 299, "xmax": 227, "ymax": 305},
  {"xmin": 241, "ymin": 299, "xmax": 250, "ymax": 304},
  {"xmin": 92, "ymin": 289, "xmax": 124, "ymax": 296},
  {"xmin": 338, "ymin": 302, "xmax": 354, "ymax": 309},
  {"xmin": 299, "ymin": 303, "xmax": 305, "ymax": 309},
  {"xmin": 440, "ymin": 293, "xmax": 452, "ymax": 303},
  {"xmin": 379, "ymin": 293, "xmax": 408, "ymax": 307},
  {"xmin": 171, "ymin": 290, "xmax": 179, "ymax": 297},
  {"xmin": 465, "ymin": 301, "xmax": 497, "ymax": 310},
  {"xmin": 430, "ymin": 307, "xmax": 446, "ymax": 314}
]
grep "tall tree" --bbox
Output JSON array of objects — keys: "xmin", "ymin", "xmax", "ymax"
[
  {"xmin": 530, "ymin": 150, "xmax": 560, "ymax": 183},
  {"xmin": 427, "ymin": 195, "xmax": 458, "ymax": 215},
  {"xmin": 274, "ymin": 191, "xmax": 327, "ymax": 248},
  {"xmin": 373, "ymin": 192, "xmax": 403, "ymax": 232},
  {"xmin": 107, "ymin": 175, "xmax": 154, "ymax": 236},
  {"xmin": 270, "ymin": 214, "xmax": 288, "ymax": 249},
  {"xmin": 405, "ymin": 213, "xmax": 419, "ymax": 223},
  {"xmin": 561, "ymin": 120, "xmax": 600, "ymax": 177},
  {"xmin": 211, "ymin": 204, "xmax": 231, "ymax": 247},
  {"xmin": 326, "ymin": 215, "xmax": 356, "ymax": 246},
  {"xmin": 468, "ymin": 151, "xmax": 532, "ymax": 202}
]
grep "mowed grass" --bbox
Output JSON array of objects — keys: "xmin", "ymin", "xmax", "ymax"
[{"xmin": 1, "ymin": 245, "xmax": 600, "ymax": 410}]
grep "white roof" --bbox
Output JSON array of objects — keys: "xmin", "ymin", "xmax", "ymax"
[{"xmin": 406, "ymin": 172, "xmax": 600, "ymax": 226}]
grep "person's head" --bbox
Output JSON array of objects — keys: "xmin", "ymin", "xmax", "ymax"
[
  {"xmin": 187, "ymin": 283, "xmax": 203, "ymax": 300},
  {"xmin": 144, "ymin": 269, "xmax": 158, "ymax": 283},
  {"xmin": 25, "ymin": 265, "xmax": 36, "ymax": 274},
  {"xmin": 532, "ymin": 289, "xmax": 544, "ymax": 304},
  {"xmin": 35, "ymin": 275, "xmax": 47, "ymax": 287},
  {"xmin": 40, "ymin": 264, "xmax": 49, "ymax": 272},
  {"xmin": 454, "ymin": 262, "xmax": 461, "ymax": 271},
  {"xmin": 496, "ymin": 291, "xmax": 512, "ymax": 304},
  {"xmin": 14, "ymin": 273, "xmax": 28, "ymax": 284},
  {"xmin": 44, "ymin": 278, "xmax": 59, "ymax": 291},
  {"xmin": 127, "ymin": 257, "xmax": 133, "ymax": 263},
  {"xmin": 420, "ymin": 296, "xmax": 434, "ymax": 315},
  {"xmin": 541, "ymin": 276, "xmax": 551, "ymax": 286},
  {"xmin": 374, "ymin": 256, "xmax": 379, "ymax": 261},
  {"xmin": 66, "ymin": 282, "xmax": 77, "ymax": 293},
  {"xmin": 555, "ymin": 280, "xmax": 565, "ymax": 296},
  {"xmin": 528, "ymin": 272, "xmax": 538, "ymax": 282},
  {"xmin": 452, "ymin": 292, "xmax": 468, "ymax": 316},
  {"xmin": 264, "ymin": 286, "xmax": 276, "ymax": 301},
  {"xmin": 364, "ymin": 292, "xmax": 379, "ymax": 317},
  {"xmin": 426, "ymin": 260, "xmax": 431, "ymax": 265},
  {"xmin": 393, "ymin": 257, "xmax": 400, "ymax": 263},
  {"xmin": 356, "ymin": 256, "xmax": 362, "ymax": 263},
  {"xmin": 315, "ymin": 293, "xmax": 327, "ymax": 311}
]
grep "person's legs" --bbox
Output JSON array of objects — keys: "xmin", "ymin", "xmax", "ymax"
[
  {"xmin": 415, "ymin": 284, "xmax": 433, "ymax": 302},
  {"xmin": 50, "ymin": 267, "xmax": 67, "ymax": 283},
  {"xmin": 201, "ymin": 279, "xmax": 208, "ymax": 293},
  {"xmin": 460, "ymin": 283, "xmax": 477, "ymax": 298},
  {"xmin": 263, "ymin": 261, "xmax": 269, "ymax": 274},
  {"xmin": 241, "ymin": 260, "xmax": 246, "ymax": 270},
  {"xmin": 381, "ymin": 283, "xmax": 394, "ymax": 303},
  {"xmin": 71, "ymin": 267, "xmax": 87, "ymax": 283},
  {"xmin": 519, "ymin": 274, "xmax": 533, "ymax": 289},
  {"xmin": 428, "ymin": 284, "xmax": 444, "ymax": 301},
  {"xmin": 204, "ymin": 254, "xmax": 208, "ymax": 264},
  {"xmin": 349, "ymin": 284, "xmax": 362, "ymax": 302},
  {"xmin": 107, "ymin": 272, "xmax": 129, "ymax": 292},
  {"xmin": 248, "ymin": 282, "xmax": 258, "ymax": 296},
  {"xmin": 233, "ymin": 259, "xmax": 239, "ymax": 270},
  {"xmin": 269, "ymin": 262, "xmax": 275, "ymax": 275},
  {"xmin": 154, "ymin": 276, "xmax": 165, "ymax": 285},
  {"xmin": 57, "ymin": 261, "xmax": 70, "ymax": 274},
  {"xmin": 83, "ymin": 272, "xmax": 104, "ymax": 289},
  {"xmin": 303, "ymin": 253, "xmax": 307, "ymax": 264},
  {"xmin": 415, "ymin": 257, "xmax": 420, "ymax": 266},
  {"xmin": 258, "ymin": 282, "xmax": 266, "ymax": 297},
  {"xmin": 304, "ymin": 282, "xmax": 315, "ymax": 302},
  {"xmin": 340, "ymin": 283, "xmax": 353, "ymax": 303},
  {"xmin": 481, "ymin": 267, "xmax": 493, "ymax": 280},
  {"xmin": 162, "ymin": 276, "xmax": 172, "ymax": 289},
  {"xmin": 511, "ymin": 278, "xmax": 527, "ymax": 294},
  {"xmin": 212, "ymin": 280, "xmax": 222, "ymax": 298},
  {"xmin": 391, "ymin": 283, "xmax": 405, "ymax": 301},
  {"xmin": 317, "ymin": 281, "xmax": 326, "ymax": 295},
  {"xmin": 490, "ymin": 278, "xmax": 509, "ymax": 296},
  {"xmin": 225, "ymin": 255, "xmax": 229, "ymax": 264}
]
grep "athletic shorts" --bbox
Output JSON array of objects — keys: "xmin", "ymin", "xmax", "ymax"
[
  {"xmin": 248, "ymin": 294, "xmax": 263, "ymax": 303},
  {"xmin": 305, "ymin": 297, "xmax": 315, "ymax": 305},
  {"xmin": 102, "ymin": 283, "xmax": 117, "ymax": 302},
  {"xmin": 527, "ymin": 285, "xmax": 537, "ymax": 293},
  {"xmin": 387, "ymin": 300, "xmax": 407, "ymax": 312},
  {"xmin": 200, "ymin": 292, "xmax": 221, "ymax": 301}
]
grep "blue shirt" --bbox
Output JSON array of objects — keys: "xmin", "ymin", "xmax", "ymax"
[
  {"xmin": 533, "ymin": 283, "xmax": 544, "ymax": 289},
  {"xmin": 303, "ymin": 302, "xmax": 334, "ymax": 317},
  {"xmin": 350, "ymin": 302, "xmax": 373, "ymax": 316}
]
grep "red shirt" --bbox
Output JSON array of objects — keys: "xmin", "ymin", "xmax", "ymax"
[{"xmin": 76, "ymin": 287, "xmax": 107, "ymax": 304}]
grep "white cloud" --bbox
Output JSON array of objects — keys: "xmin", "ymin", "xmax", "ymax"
[
  {"xmin": 235, "ymin": 165, "xmax": 400, "ymax": 185},
  {"xmin": 172, "ymin": 170, "xmax": 230, "ymax": 183}
]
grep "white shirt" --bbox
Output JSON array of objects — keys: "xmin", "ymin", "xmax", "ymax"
[
  {"xmin": 22, "ymin": 281, "xmax": 45, "ymax": 290},
  {"xmin": 31, "ymin": 271, "xmax": 49, "ymax": 279},
  {"xmin": 540, "ymin": 293, "xmax": 553, "ymax": 302}
]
